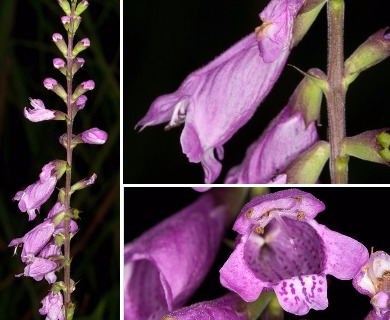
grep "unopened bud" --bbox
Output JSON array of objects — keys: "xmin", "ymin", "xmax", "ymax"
[
  {"xmin": 72, "ymin": 80, "xmax": 95, "ymax": 100},
  {"xmin": 70, "ymin": 174, "xmax": 97, "ymax": 194},
  {"xmin": 52, "ymin": 33, "xmax": 68, "ymax": 58},
  {"xmin": 345, "ymin": 29, "xmax": 390, "ymax": 85},
  {"xmin": 57, "ymin": 0, "xmax": 71, "ymax": 16},
  {"xmin": 72, "ymin": 57, "xmax": 85, "ymax": 74},
  {"xmin": 72, "ymin": 38, "xmax": 90, "ymax": 58},
  {"xmin": 75, "ymin": 0, "xmax": 89, "ymax": 16},
  {"xmin": 342, "ymin": 129, "xmax": 390, "ymax": 165},
  {"xmin": 43, "ymin": 78, "xmax": 67, "ymax": 101}
]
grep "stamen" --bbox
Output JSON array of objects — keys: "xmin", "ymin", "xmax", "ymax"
[
  {"xmin": 272, "ymin": 212, "xmax": 296, "ymax": 249},
  {"xmin": 245, "ymin": 208, "xmax": 254, "ymax": 219},
  {"xmin": 297, "ymin": 211, "xmax": 306, "ymax": 221},
  {"xmin": 164, "ymin": 100, "xmax": 188, "ymax": 130},
  {"xmin": 254, "ymin": 226, "xmax": 264, "ymax": 235},
  {"xmin": 382, "ymin": 270, "xmax": 390, "ymax": 294}
]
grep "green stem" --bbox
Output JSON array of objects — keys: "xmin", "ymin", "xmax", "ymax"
[{"xmin": 326, "ymin": 0, "xmax": 347, "ymax": 183}]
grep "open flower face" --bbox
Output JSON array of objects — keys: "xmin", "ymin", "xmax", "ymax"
[{"xmin": 220, "ymin": 189, "xmax": 369, "ymax": 315}]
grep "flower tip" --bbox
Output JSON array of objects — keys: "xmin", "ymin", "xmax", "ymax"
[
  {"xmin": 52, "ymin": 33, "xmax": 63, "ymax": 42},
  {"xmin": 61, "ymin": 16, "xmax": 70, "ymax": 24},
  {"xmin": 81, "ymin": 38, "xmax": 90, "ymax": 46},
  {"xmin": 81, "ymin": 128, "xmax": 108, "ymax": 144},
  {"xmin": 43, "ymin": 78, "xmax": 58, "ymax": 90},
  {"xmin": 53, "ymin": 58, "xmax": 65, "ymax": 69},
  {"xmin": 82, "ymin": 80, "xmax": 95, "ymax": 90}
]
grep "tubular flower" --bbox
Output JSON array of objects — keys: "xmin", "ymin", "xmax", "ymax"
[
  {"xmin": 225, "ymin": 104, "xmax": 318, "ymax": 183},
  {"xmin": 220, "ymin": 189, "xmax": 369, "ymax": 316},
  {"xmin": 24, "ymin": 99, "xmax": 56, "ymax": 122},
  {"xmin": 13, "ymin": 161, "xmax": 62, "ymax": 221},
  {"xmin": 39, "ymin": 291, "xmax": 64, "ymax": 320},
  {"xmin": 137, "ymin": 0, "xmax": 306, "ymax": 184},
  {"xmin": 124, "ymin": 192, "xmax": 227, "ymax": 320},
  {"xmin": 162, "ymin": 293, "xmax": 248, "ymax": 320},
  {"xmin": 17, "ymin": 254, "xmax": 58, "ymax": 284},
  {"xmin": 8, "ymin": 219, "xmax": 55, "ymax": 263},
  {"xmin": 353, "ymin": 251, "xmax": 390, "ymax": 319}
]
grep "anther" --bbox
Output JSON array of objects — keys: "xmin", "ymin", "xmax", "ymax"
[
  {"xmin": 245, "ymin": 208, "xmax": 254, "ymax": 219},
  {"xmin": 297, "ymin": 211, "xmax": 306, "ymax": 221},
  {"xmin": 254, "ymin": 226, "xmax": 264, "ymax": 235}
]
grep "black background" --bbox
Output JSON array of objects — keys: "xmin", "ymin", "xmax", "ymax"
[
  {"xmin": 125, "ymin": 187, "xmax": 389, "ymax": 319},
  {"xmin": 124, "ymin": 1, "xmax": 390, "ymax": 184}
]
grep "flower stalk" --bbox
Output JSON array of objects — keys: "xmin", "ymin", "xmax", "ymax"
[{"xmin": 326, "ymin": 0, "xmax": 347, "ymax": 183}]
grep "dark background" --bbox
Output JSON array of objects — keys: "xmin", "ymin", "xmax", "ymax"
[
  {"xmin": 125, "ymin": 1, "xmax": 390, "ymax": 184},
  {"xmin": 0, "ymin": 0, "xmax": 119, "ymax": 319},
  {"xmin": 125, "ymin": 187, "xmax": 389, "ymax": 319}
]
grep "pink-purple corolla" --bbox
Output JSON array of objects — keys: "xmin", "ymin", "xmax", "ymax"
[
  {"xmin": 353, "ymin": 251, "xmax": 390, "ymax": 319},
  {"xmin": 13, "ymin": 161, "xmax": 64, "ymax": 221},
  {"xmin": 80, "ymin": 128, "xmax": 108, "ymax": 144},
  {"xmin": 124, "ymin": 192, "xmax": 227, "ymax": 320},
  {"xmin": 24, "ymin": 99, "xmax": 57, "ymax": 122},
  {"xmin": 137, "ymin": 0, "xmax": 306, "ymax": 184},
  {"xmin": 220, "ymin": 189, "xmax": 369, "ymax": 315},
  {"xmin": 39, "ymin": 291, "xmax": 64, "ymax": 320},
  {"xmin": 162, "ymin": 293, "xmax": 247, "ymax": 320},
  {"xmin": 225, "ymin": 104, "xmax": 318, "ymax": 183}
]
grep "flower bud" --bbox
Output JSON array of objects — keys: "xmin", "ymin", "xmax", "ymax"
[
  {"xmin": 75, "ymin": 95, "xmax": 87, "ymax": 110},
  {"xmin": 345, "ymin": 29, "xmax": 390, "ymax": 85},
  {"xmin": 72, "ymin": 57, "xmax": 85, "ymax": 74},
  {"xmin": 53, "ymin": 58, "xmax": 66, "ymax": 76},
  {"xmin": 75, "ymin": 0, "xmax": 89, "ymax": 16},
  {"xmin": 52, "ymin": 33, "xmax": 67, "ymax": 57},
  {"xmin": 70, "ymin": 173, "xmax": 97, "ymax": 194},
  {"xmin": 43, "ymin": 78, "xmax": 67, "ymax": 101},
  {"xmin": 72, "ymin": 80, "xmax": 95, "ymax": 100},
  {"xmin": 72, "ymin": 38, "xmax": 90, "ymax": 58},
  {"xmin": 80, "ymin": 128, "xmax": 108, "ymax": 144},
  {"xmin": 57, "ymin": 0, "xmax": 70, "ymax": 15},
  {"xmin": 342, "ymin": 129, "xmax": 390, "ymax": 165}
]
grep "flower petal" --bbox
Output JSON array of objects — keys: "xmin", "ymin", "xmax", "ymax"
[{"xmin": 274, "ymin": 273, "xmax": 328, "ymax": 315}]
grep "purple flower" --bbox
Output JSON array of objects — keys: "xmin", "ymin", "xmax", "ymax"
[
  {"xmin": 17, "ymin": 254, "xmax": 58, "ymax": 284},
  {"xmin": 80, "ymin": 128, "xmax": 108, "ymax": 144},
  {"xmin": 39, "ymin": 291, "xmax": 64, "ymax": 320},
  {"xmin": 8, "ymin": 219, "xmax": 55, "ymax": 262},
  {"xmin": 257, "ymin": 0, "xmax": 305, "ymax": 63},
  {"xmin": 225, "ymin": 104, "xmax": 318, "ymax": 183},
  {"xmin": 124, "ymin": 192, "xmax": 227, "ymax": 320},
  {"xmin": 220, "ymin": 189, "xmax": 369, "ymax": 316},
  {"xmin": 353, "ymin": 251, "xmax": 390, "ymax": 319},
  {"xmin": 24, "ymin": 99, "xmax": 56, "ymax": 122},
  {"xmin": 14, "ymin": 161, "xmax": 59, "ymax": 220},
  {"xmin": 137, "ymin": 0, "xmax": 306, "ymax": 184},
  {"xmin": 162, "ymin": 293, "xmax": 247, "ymax": 320},
  {"xmin": 53, "ymin": 58, "xmax": 65, "ymax": 69}
]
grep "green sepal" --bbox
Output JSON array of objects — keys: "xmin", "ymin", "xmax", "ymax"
[
  {"xmin": 66, "ymin": 303, "xmax": 75, "ymax": 320},
  {"xmin": 55, "ymin": 234, "xmax": 64, "ymax": 247},
  {"xmin": 52, "ymin": 281, "xmax": 66, "ymax": 294},
  {"xmin": 246, "ymin": 292, "xmax": 275, "ymax": 320},
  {"xmin": 58, "ymin": 188, "xmax": 66, "ymax": 204},
  {"xmin": 290, "ymin": 68, "xmax": 325, "ymax": 126},
  {"xmin": 344, "ymin": 28, "xmax": 390, "ymax": 86},
  {"xmin": 288, "ymin": 65, "xmax": 329, "ymax": 93},
  {"xmin": 292, "ymin": 0, "xmax": 328, "ymax": 47},
  {"xmin": 284, "ymin": 141, "xmax": 330, "ymax": 183},
  {"xmin": 58, "ymin": 0, "xmax": 71, "ymax": 15},
  {"xmin": 52, "ymin": 211, "xmax": 66, "ymax": 226},
  {"xmin": 75, "ymin": 1, "xmax": 89, "ymax": 16},
  {"xmin": 342, "ymin": 129, "xmax": 390, "ymax": 165}
]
